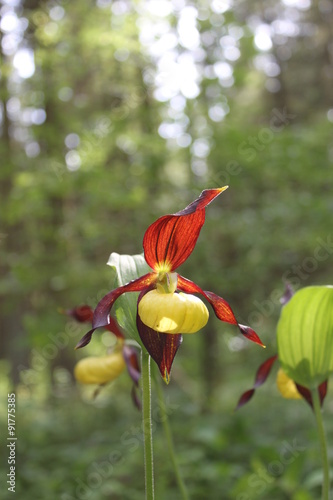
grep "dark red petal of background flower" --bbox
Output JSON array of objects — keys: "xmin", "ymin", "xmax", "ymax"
[
  {"xmin": 104, "ymin": 317, "xmax": 125, "ymax": 339},
  {"xmin": 253, "ymin": 355, "xmax": 278, "ymax": 387},
  {"xmin": 68, "ymin": 304, "xmax": 124, "ymax": 341},
  {"xmin": 236, "ymin": 355, "xmax": 278, "ymax": 409},
  {"xmin": 75, "ymin": 273, "xmax": 155, "ymax": 349},
  {"xmin": 235, "ymin": 389, "xmax": 255, "ymax": 409},
  {"xmin": 122, "ymin": 344, "xmax": 141, "ymax": 386},
  {"xmin": 280, "ymin": 282, "xmax": 294, "ymax": 306},
  {"xmin": 143, "ymin": 188, "xmax": 227, "ymax": 271},
  {"xmin": 66, "ymin": 305, "xmax": 94, "ymax": 323},
  {"xmin": 177, "ymin": 275, "xmax": 265, "ymax": 347},
  {"xmin": 319, "ymin": 379, "xmax": 328, "ymax": 406},
  {"xmin": 296, "ymin": 379, "xmax": 328, "ymax": 409},
  {"xmin": 131, "ymin": 385, "xmax": 141, "ymax": 410},
  {"xmin": 136, "ymin": 292, "xmax": 182, "ymax": 383},
  {"xmin": 295, "ymin": 384, "xmax": 313, "ymax": 407}
]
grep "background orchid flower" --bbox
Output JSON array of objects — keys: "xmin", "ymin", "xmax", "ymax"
[
  {"xmin": 76, "ymin": 188, "xmax": 264, "ymax": 382},
  {"xmin": 67, "ymin": 306, "xmax": 141, "ymax": 408},
  {"xmin": 236, "ymin": 285, "xmax": 333, "ymax": 500},
  {"xmin": 236, "ymin": 354, "xmax": 328, "ymax": 410},
  {"xmin": 236, "ymin": 284, "xmax": 332, "ymax": 410},
  {"xmin": 74, "ymin": 348, "xmax": 126, "ymax": 385}
]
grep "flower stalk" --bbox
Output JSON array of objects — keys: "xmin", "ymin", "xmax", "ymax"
[
  {"xmin": 155, "ymin": 376, "xmax": 189, "ymax": 500},
  {"xmin": 311, "ymin": 387, "xmax": 330, "ymax": 500},
  {"xmin": 141, "ymin": 350, "xmax": 154, "ymax": 500}
]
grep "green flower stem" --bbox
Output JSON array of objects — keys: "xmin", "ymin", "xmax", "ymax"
[
  {"xmin": 141, "ymin": 350, "xmax": 154, "ymax": 500},
  {"xmin": 311, "ymin": 387, "xmax": 330, "ymax": 500},
  {"xmin": 155, "ymin": 378, "xmax": 189, "ymax": 500}
]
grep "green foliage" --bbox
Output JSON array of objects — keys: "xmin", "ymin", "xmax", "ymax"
[
  {"xmin": 2, "ymin": 362, "xmax": 333, "ymax": 499},
  {"xmin": 107, "ymin": 252, "xmax": 151, "ymax": 344}
]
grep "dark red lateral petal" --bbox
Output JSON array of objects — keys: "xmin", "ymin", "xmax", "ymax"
[
  {"xmin": 136, "ymin": 291, "xmax": 182, "ymax": 383},
  {"xmin": 75, "ymin": 273, "xmax": 155, "ymax": 349},
  {"xmin": 67, "ymin": 304, "xmax": 124, "ymax": 339},
  {"xmin": 143, "ymin": 187, "xmax": 228, "ymax": 271},
  {"xmin": 253, "ymin": 355, "xmax": 278, "ymax": 388},
  {"xmin": 177, "ymin": 275, "xmax": 265, "ymax": 347},
  {"xmin": 122, "ymin": 345, "xmax": 141, "ymax": 386},
  {"xmin": 236, "ymin": 389, "xmax": 255, "ymax": 410},
  {"xmin": 296, "ymin": 379, "xmax": 328, "ymax": 409},
  {"xmin": 76, "ymin": 328, "xmax": 96, "ymax": 349},
  {"xmin": 177, "ymin": 276, "xmax": 237, "ymax": 323},
  {"xmin": 295, "ymin": 384, "xmax": 313, "ymax": 408},
  {"xmin": 236, "ymin": 355, "xmax": 278, "ymax": 410},
  {"xmin": 319, "ymin": 379, "xmax": 328, "ymax": 406}
]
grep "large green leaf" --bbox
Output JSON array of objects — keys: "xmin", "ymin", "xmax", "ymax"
[
  {"xmin": 107, "ymin": 252, "xmax": 151, "ymax": 344},
  {"xmin": 277, "ymin": 286, "xmax": 333, "ymax": 388}
]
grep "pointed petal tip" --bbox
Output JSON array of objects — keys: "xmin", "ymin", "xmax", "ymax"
[
  {"xmin": 75, "ymin": 330, "xmax": 94, "ymax": 349},
  {"xmin": 74, "ymin": 342, "xmax": 85, "ymax": 350},
  {"xmin": 144, "ymin": 188, "xmax": 228, "ymax": 271},
  {"xmin": 162, "ymin": 369, "xmax": 170, "ymax": 384},
  {"xmin": 296, "ymin": 379, "xmax": 329, "ymax": 409},
  {"xmin": 239, "ymin": 324, "xmax": 265, "ymax": 348},
  {"xmin": 319, "ymin": 379, "xmax": 328, "ymax": 407},
  {"xmin": 235, "ymin": 389, "xmax": 255, "ymax": 411}
]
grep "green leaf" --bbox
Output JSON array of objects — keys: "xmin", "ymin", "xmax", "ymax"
[
  {"xmin": 277, "ymin": 286, "xmax": 333, "ymax": 388},
  {"xmin": 107, "ymin": 252, "xmax": 151, "ymax": 344}
]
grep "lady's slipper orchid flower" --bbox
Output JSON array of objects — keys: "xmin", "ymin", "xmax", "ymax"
[
  {"xmin": 67, "ymin": 306, "xmax": 141, "ymax": 407},
  {"xmin": 236, "ymin": 354, "xmax": 328, "ymax": 411},
  {"xmin": 74, "ymin": 348, "xmax": 126, "ymax": 385},
  {"xmin": 237, "ymin": 285, "xmax": 331, "ymax": 410},
  {"xmin": 76, "ymin": 188, "xmax": 264, "ymax": 382}
]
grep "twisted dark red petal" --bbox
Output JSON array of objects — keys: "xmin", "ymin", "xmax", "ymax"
[
  {"xmin": 136, "ymin": 292, "xmax": 182, "ymax": 383},
  {"xmin": 253, "ymin": 355, "xmax": 278, "ymax": 387},
  {"xmin": 122, "ymin": 345, "xmax": 141, "ymax": 386},
  {"xmin": 177, "ymin": 275, "xmax": 265, "ymax": 347},
  {"xmin": 68, "ymin": 304, "xmax": 124, "ymax": 339},
  {"xmin": 143, "ymin": 188, "xmax": 227, "ymax": 271},
  {"xmin": 295, "ymin": 379, "xmax": 328, "ymax": 409},
  {"xmin": 236, "ymin": 355, "xmax": 278, "ymax": 409},
  {"xmin": 75, "ymin": 273, "xmax": 156, "ymax": 349},
  {"xmin": 236, "ymin": 389, "xmax": 255, "ymax": 409}
]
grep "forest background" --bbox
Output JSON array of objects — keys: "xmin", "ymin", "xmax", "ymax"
[{"xmin": 0, "ymin": 0, "xmax": 332, "ymax": 498}]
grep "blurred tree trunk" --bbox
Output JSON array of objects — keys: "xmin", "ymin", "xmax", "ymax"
[{"xmin": 0, "ymin": 51, "xmax": 30, "ymax": 384}]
